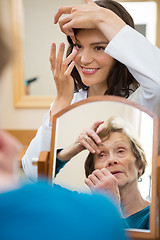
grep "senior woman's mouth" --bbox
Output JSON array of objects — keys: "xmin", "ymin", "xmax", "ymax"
[{"xmin": 111, "ymin": 170, "xmax": 123, "ymax": 176}]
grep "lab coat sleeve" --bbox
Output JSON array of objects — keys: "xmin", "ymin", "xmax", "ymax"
[
  {"xmin": 22, "ymin": 110, "xmax": 52, "ymax": 180},
  {"xmin": 105, "ymin": 25, "xmax": 160, "ymax": 118},
  {"xmin": 21, "ymin": 92, "xmax": 86, "ymax": 180}
]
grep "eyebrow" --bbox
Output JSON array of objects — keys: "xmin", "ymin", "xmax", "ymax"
[{"xmin": 75, "ymin": 37, "xmax": 108, "ymax": 46}]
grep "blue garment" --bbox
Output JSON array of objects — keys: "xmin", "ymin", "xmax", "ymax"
[
  {"xmin": 55, "ymin": 149, "xmax": 68, "ymax": 175},
  {"xmin": 0, "ymin": 181, "xmax": 127, "ymax": 240},
  {"xmin": 56, "ymin": 157, "xmax": 150, "ymax": 230},
  {"xmin": 124, "ymin": 205, "xmax": 150, "ymax": 229}
]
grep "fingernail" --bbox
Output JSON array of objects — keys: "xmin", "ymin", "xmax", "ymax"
[
  {"xmin": 72, "ymin": 49, "xmax": 78, "ymax": 54},
  {"xmin": 60, "ymin": 42, "xmax": 65, "ymax": 48}
]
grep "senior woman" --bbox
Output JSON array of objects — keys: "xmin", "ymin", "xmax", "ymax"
[
  {"xmin": 55, "ymin": 117, "xmax": 149, "ymax": 229},
  {"xmin": 84, "ymin": 117, "xmax": 149, "ymax": 229}
]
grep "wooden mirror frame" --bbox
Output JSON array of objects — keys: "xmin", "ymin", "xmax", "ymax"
[
  {"xmin": 11, "ymin": 0, "xmax": 160, "ymax": 108},
  {"xmin": 47, "ymin": 96, "xmax": 159, "ymax": 240},
  {"xmin": 11, "ymin": 0, "xmax": 54, "ymax": 108}
]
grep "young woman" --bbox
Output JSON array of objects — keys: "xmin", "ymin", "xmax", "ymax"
[{"xmin": 22, "ymin": 0, "xmax": 160, "ymax": 179}]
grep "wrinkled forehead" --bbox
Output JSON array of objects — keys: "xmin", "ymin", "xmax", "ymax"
[{"xmin": 99, "ymin": 132, "xmax": 131, "ymax": 149}]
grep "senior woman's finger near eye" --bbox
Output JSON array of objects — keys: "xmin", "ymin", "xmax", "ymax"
[
  {"xmin": 91, "ymin": 121, "xmax": 104, "ymax": 140},
  {"xmin": 54, "ymin": 6, "xmax": 72, "ymax": 24},
  {"xmin": 84, "ymin": 134, "xmax": 100, "ymax": 154},
  {"xmin": 87, "ymin": 129, "xmax": 101, "ymax": 146},
  {"xmin": 81, "ymin": 139, "xmax": 96, "ymax": 154}
]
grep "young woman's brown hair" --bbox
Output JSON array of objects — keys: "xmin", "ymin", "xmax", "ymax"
[{"xmin": 66, "ymin": 0, "xmax": 139, "ymax": 96}]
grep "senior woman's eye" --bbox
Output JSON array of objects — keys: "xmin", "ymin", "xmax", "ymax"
[
  {"xmin": 99, "ymin": 152, "xmax": 106, "ymax": 158},
  {"xmin": 117, "ymin": 148, "xmax": 126, "ymax": 155}
]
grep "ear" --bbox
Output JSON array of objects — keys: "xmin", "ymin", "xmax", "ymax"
[{"xmin": 138, "ymin": 168, "xmax": 143, "ymax": 178}]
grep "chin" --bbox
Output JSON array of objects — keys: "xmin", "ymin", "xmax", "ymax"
[{"xmin": 81, "ymin": 77, "xmax": 98, "ymax": 87}]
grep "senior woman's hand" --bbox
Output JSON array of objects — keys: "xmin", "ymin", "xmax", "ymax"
[
  {"xmin": 57, "ymin": 120, "xmax": 104, "ymax": 162},
  {"xmin": 75, "ymin": 120, "xmax": 104, "ymax": 154},
  {"xmin": 85, "ymin": 168, "xmax": 121, "ymax": 205}
]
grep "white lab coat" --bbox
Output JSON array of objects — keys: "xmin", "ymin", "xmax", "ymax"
[{"xmin": 22, "ymin": 25, "xmax": 160, "ymax": 179}]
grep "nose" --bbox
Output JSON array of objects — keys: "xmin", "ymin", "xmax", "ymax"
[
  {"xmin": 79, "ymin": 49, "xmax": 93, "ymax": 65},
  {"xmin": 106, "ymin": 153, "xmax": 118, "ymax": 167}
]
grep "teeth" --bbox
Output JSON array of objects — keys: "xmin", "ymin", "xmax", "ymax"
[{"xmin": 82, "ymin": 68, "xmax": 97, "ymax": 72}]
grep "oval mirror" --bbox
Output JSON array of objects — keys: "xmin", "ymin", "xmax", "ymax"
[{"xmin": 49, "ymin": 96, "xmax": 158, "ymax": 239}]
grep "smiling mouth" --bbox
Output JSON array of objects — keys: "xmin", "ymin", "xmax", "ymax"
[{"xmin": 81, "ymin": 67, "xmax": 100, "ymax": 75}]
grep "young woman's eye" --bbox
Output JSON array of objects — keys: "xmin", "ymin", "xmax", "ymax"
[
  {"xmin": 95, "ymin": 46, "xmax": 105, "ymax": 51},
  {"xmin": 74, "ymin": 44, "xmax": 82, "ymax": 50}
]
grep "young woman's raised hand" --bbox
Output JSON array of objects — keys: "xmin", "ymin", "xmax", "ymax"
[
  {"xmin": 54, "ymin": 0, "xmax": 100, "ymax": 42},
  {"xmin": 49, "ymin": 42, "xmax": 78, "ymax": 119},
  {"xmin": 54, "ymin": 0, "xmax": 126, "ymax": 43}
]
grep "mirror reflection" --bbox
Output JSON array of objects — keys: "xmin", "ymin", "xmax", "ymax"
[{"xmin": 52, "ymin": 100, "xmax": 155, "ymax": 230}]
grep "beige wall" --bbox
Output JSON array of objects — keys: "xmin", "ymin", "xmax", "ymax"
[
  {"xmin": 0, "ymin": 0, "xmax": 49, "ymax": 129},
  {"xmin": 0, "ymin": 0, "xmax": 82, "ymax": 130}
]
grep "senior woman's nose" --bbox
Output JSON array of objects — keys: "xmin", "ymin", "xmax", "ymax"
[{"xmin": 107, "ymin": 154, "xmax": 118, "ymax": 167}]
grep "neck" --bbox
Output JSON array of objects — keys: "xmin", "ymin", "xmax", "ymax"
[
  {"xmin": 119, "ymin": 180, "xmax": 150, "ymax": 218},
  {"xmin": 87, "ymin": 83, "xmax": 107, "ymax": 97}
]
